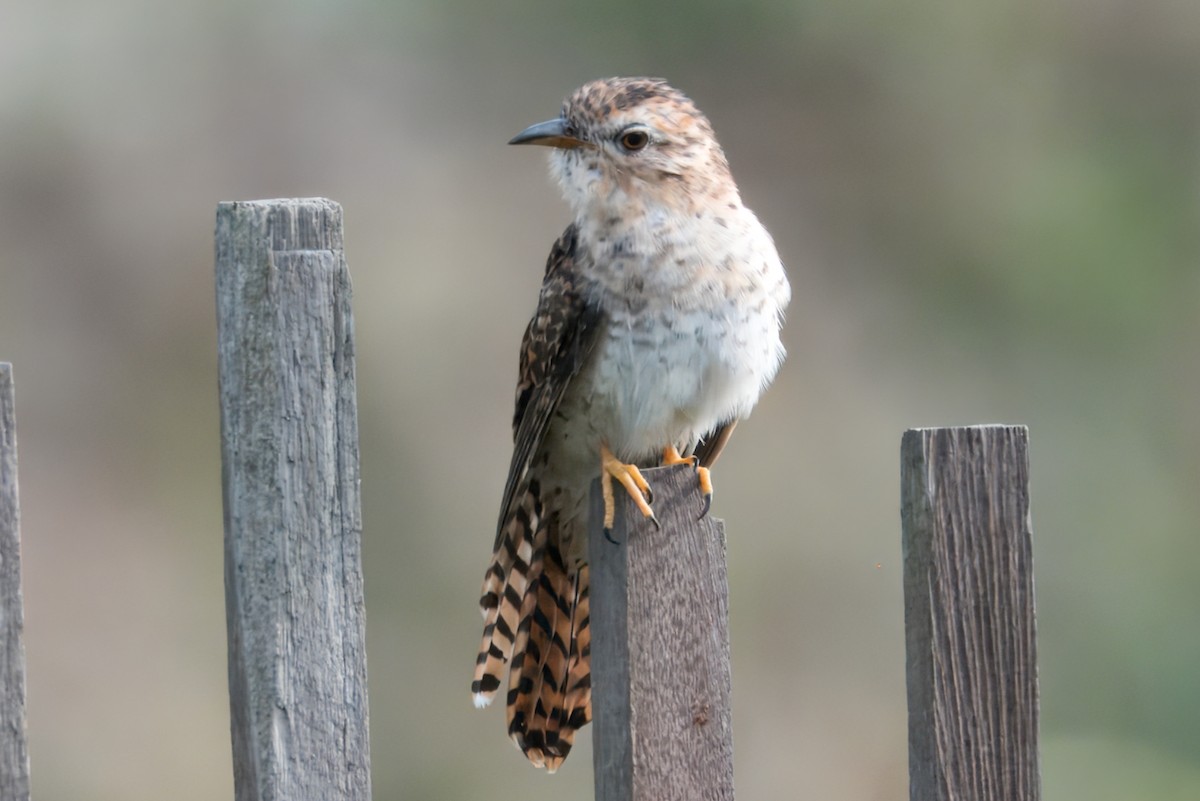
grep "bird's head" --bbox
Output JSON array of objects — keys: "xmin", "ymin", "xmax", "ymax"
[{"xmin": 510, "ymin": 78, "xmax": 736, "ymax": 218}]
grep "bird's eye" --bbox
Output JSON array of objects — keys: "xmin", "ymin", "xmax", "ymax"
[{"xmin": 618, "ymin": 130, "xmax": 650, "ymax": 152}]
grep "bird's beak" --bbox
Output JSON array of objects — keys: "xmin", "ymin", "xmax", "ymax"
[{"xmin": 508, "ymin": 118, "xmax": 587, "ymax": 149}]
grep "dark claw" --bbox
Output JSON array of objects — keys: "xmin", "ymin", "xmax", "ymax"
[
  {"xmin": 649, "ymin": 514, "xmax": 660, "ymax": 532},
  {"xmin": 604, "ymin": 527, "xmax": 620, "ymax": 545},
  {"xmin": 644, "ymin": 486, "xmax": 654, "ymax": 505},
  {"xmin": 698, "ymin": 493, "xmax": 712, "ymax": 520}
]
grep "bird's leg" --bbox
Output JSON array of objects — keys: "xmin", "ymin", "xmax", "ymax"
[
  {"xmin": 661, "ymin": 445, "xmax": 713, "ymax": 520},
  {"xmin": 600, "ymin": 443, "xmax": 657, "ymax": 543},
  {"xmin": 660, "ymin": 444, "xmax": 697, "ymax": 468}
]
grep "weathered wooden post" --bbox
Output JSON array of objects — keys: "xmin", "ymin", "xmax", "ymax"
[
  {"xmin": 588, "ymin": 465, "xmax": 735, "ymax": 801},
  {"xmin": 0, "ymin": 363, "xmax": 32, "ymax": 801},
  {"xmin": 901, "ymin": 425, "xmax": 1040, "ymax": 801},
  {"xmin": 215, "ymin": 199, "xmax": 371, "ymax": 801}
]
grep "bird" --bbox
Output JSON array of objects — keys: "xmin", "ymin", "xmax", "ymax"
[{"xmin": 471, "ymin": 77, "xmax": 790, "ymax": 772}]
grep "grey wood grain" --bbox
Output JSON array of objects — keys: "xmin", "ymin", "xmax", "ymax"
[
  {"xmin": 901, "ymin": 425, "xmax": 1040, "ymax": 801},
  {"xmin": 589, "ymin": 464, "xmax": 735, "ymax": 801},
  {"xmin": 215, "ymin": 200, "xmax": 371, "ymax": 801},
  {"xmin": 0, "ymin": 363, "xmax": 31, "ymax": 801}
]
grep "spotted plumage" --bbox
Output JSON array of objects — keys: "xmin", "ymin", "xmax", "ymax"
[{"xmin": 472, "ymin": 77, "xmax": 790, "ymax": 772}]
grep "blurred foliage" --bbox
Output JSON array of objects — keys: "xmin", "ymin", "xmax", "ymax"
[{"xmin": 0, "ymin": 0, "xmax": 1197, "ymax": 799}]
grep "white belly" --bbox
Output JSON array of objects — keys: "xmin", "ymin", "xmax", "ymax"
[
  {"xmin": 538, "ymin": 293, "xmax": 784, "ymax": 556},
  {"xmin": 583, "ymin": 302, "xmax": 780, "ymax": 460}
]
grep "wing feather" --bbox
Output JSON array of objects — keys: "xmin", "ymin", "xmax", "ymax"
[
  {"xmin": 474, "ymin": 224, "xmax": 601, "ymax": 715},
  {"xmin": 495, "ymin": 224, "xmax": 601, "ymax": 544}
]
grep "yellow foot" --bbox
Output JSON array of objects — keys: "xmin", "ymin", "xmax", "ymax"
[
  {"xmin": 601, "ymin": 443, "xmax": 657, "ymax": 541},
  {"xmin": 660, "ymin": 444, "xmax": 697, "ymax": 468},
  {"xmin": 662, "ymin": 445, "xmax": 714, "ymax": 519}
]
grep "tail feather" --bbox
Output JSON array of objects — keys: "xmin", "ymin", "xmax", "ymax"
[
  {"xmin": 539, "ymin": 566, "xmax": 593, "ymax": 772},
  {"xmin": 559, "ymin": 568, "xmax": 592, "ymax": 733},
  {"xmin": 472, "ymin": 482, "xmax": 542, "ymax": 707},
  {"xmin": 508, "ymin": 539, "xmax": 581, "ymax": 772},
  {"xmin": 474, "ymin": 499, "xmax": 593, "ymax": 772},
  {"xmin": 503, "ymin": 554, "xmax": 546, "ymax": 765}
]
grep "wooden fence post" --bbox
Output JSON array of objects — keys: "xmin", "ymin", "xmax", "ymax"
[
  {"xmin": 0, "ymin": 363, "xmax": 32, "ymax": 801},
  {"xmin": 901, "ymin": 425, "xmax": 1040, "ymax": 801},
  {"xmin": 588, "ymin": 464, "xmax": 735, "ymax": 801},
  {"xmin": 215, "ymin": 199, "xmax": 371, "ymax": 801}
]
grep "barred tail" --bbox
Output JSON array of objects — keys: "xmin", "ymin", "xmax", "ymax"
[
  {"xmin": 505, "ymin": 540, "xmax": 592, "ymax": 773},
  {"xmin": 472, "ymin": 482, "xmax": 542, "ymax": 708},
  {"xmin": 556, "ymin": 566, "xmax": 593, "ymax": 761},
  {"xmin": 472, "ymin": 480, "xmax": 593, "ymax": 771}
]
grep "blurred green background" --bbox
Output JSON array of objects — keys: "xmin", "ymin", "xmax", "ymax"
[{"xmin": 2, "ymin": 0, "xmax": 1198, "ymax": 798}]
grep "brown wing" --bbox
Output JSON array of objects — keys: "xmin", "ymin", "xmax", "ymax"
[
  {"xmin": 473, "ymin": 224, "xmax": 600, "ymax": 716},
  {"xmin": 493, "ymin": 231, "xmax": 601, "ymax": 767},
  {"xmin": 495, "ymin": 224, "xmax": 601, "ymax": 543}
]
